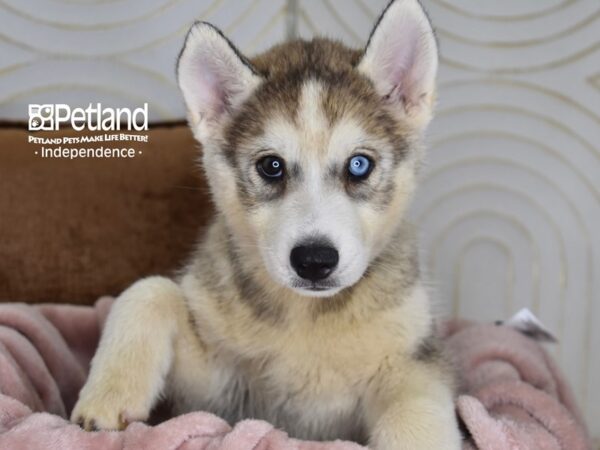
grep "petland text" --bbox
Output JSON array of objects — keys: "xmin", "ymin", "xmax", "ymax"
[{"xmin": 28, "ymin": 103, "xmax": 148, "ymax": 132}]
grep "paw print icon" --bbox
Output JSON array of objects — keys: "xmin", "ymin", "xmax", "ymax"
[{"xmin": 29, "ymin": 104, "xmax": 54, "ymax": 131}]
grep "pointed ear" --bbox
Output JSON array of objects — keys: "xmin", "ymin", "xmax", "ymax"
[
  {"xmin": 358, "ymin": 0, "xmax": 438, "ymax": 127},
  {"xmin": 177, "ymin": 22, "xmax": 262, "ymax": 137}
]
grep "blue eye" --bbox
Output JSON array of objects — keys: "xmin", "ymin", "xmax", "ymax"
[{"xmin": 348, "ymin": 155, "xmax": 372, "ymax": 179}]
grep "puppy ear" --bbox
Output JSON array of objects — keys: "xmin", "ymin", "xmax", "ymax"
[
  {"xmin": 358, "ymin": 0, "xmax": 438, "ymax": 127},
  {"xmin": 177, "ymin": 22, "xmax": 262, "ymax": 136}
]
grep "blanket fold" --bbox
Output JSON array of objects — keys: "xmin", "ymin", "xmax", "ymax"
[{"xmin": 0, "ymin": 299, "xmax": 591, "ymax": 450}]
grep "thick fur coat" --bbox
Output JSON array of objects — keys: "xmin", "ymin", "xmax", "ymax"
[{"xmin": 71, "ymin": 1, "xmax": 462, "ymax": 448}]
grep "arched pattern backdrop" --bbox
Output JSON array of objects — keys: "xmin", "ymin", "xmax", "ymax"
[
  {"xmin": 0, "ymin": 0, "xmax": 598, "ymax": 442},
  {"xmin": 411, "ymin": 3, "xmax": 600, "ymax": 440},
  {"xmin": 0, "ymin": 0, "xmax": 291, "ymax": 119}
]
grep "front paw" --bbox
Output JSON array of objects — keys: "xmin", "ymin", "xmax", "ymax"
[{"xmin": 70, "ymin": 376, "xmax": 152, "ymax": 431}]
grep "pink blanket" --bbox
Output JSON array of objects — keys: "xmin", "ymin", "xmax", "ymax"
[{"xmin": 0, "ymin": 298, "xmax": 591, "ymax": 449}]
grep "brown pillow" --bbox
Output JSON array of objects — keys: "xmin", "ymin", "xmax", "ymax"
[{"xmin": 0, "ymin": 123, "xmax": 212, "ymax": 305}]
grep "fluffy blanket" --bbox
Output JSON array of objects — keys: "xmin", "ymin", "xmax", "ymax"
[{"xmin": 0, "ymin": 298, "xmax": 591, "ymax": 450}]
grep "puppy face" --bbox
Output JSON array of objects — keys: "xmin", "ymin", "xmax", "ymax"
[{"xmin": 177, "ymin": 0, "xmax": 438, "ymax": 297}]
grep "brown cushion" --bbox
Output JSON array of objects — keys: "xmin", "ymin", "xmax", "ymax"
[{"xmin": 0, "ymin": 123, "xmax": 212, "ymax": 305}]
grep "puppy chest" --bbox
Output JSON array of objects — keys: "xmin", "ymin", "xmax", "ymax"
[{"xmin": 214, "ymin": 357, "xmax": 367, "ymax": 441}]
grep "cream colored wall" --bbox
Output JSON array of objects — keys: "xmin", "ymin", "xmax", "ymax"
[
  {"xmin": 415, "ymin": 2, "xmax": 600, "ymax": 440},
  {"xmin": 0, "ymin": 0, "xmax": 291, "ymax": 120},
  {"xmin": 1, "ymin": 0, "xmax": 598, "ymax": 439}
]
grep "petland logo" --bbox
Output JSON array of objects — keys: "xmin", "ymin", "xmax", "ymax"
[{"xmin": 28, "ymin": 103, "xmax": 149, "ymax": 132}]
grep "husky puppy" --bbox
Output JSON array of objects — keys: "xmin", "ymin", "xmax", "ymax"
[{"xmin": 71, "ymin": 0, "xmax": 461, "ymax": 448}]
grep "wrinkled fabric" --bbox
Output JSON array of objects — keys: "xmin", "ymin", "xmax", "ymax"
[{"xmin": 0, "ymin": 298, "xmax": 591, "ymax": 449}]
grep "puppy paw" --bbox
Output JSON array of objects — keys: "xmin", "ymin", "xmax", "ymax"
[{"xmin": 70, "ymin": 378, "xmax": 152, "ymax": 431}]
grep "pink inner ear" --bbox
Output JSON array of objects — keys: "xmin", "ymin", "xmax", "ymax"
[
  {"xmin": 383, "ymin": 23, "xmax": 426, "ymax": 103},
  {"xmin": 361, "ymin": 2, "xmax": 438, "ymax": 112},
  {"xmin": 178, "ymin": 23, "xmax": 261, "ymax": 126},
  {"xmin": 202, "ymin": 69, "xmax": 227, "ymax": 117},
  {"xmin": 190, "ymin": 62, "xmax": 227, "ymax": 120},
  {"xmin": 390, "ymin": 27, "xmax": 417, "ymax": 74}
]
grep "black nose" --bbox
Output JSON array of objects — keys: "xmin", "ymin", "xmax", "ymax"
[{"xmin": 290, "ymin": 244, "xmax": 339, "ymax": 282}]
